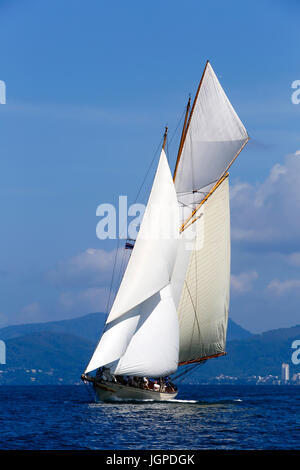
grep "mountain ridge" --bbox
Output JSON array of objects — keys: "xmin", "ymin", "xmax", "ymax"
[
  {"xmin": 0, "ymin": 313, "xmax": 298, "ymax": 385},
  {"xmin": 0, "ymin": 312, "xmax": 106, "ymax": 342},
  {"xmin": 0, "ymin": 312, "xmax": 251, "ymax": 342}
]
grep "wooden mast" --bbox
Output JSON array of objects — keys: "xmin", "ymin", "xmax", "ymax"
[
  {"xmin": 172, "ymin": 61, "xmax": 249, "ymax": 369},
  {"xmin": 173, "ymin": 96, "xmax": 191, "ymax": 181},
  {"xmin": 162, "ymin": 126, "xmax": 168, "ymax": 150},
  {"xmin": 171, "ymin": 59, "xmax": 250, "ymax": 233},
  {"xmin": 173, "ymin": 60, "xmax": 210, "ymax": 182}
]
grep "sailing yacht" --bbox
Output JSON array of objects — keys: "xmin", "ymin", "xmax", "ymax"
[{"xmin": 81, "ymin": 61, "xmax": 249, "ymax": 401}]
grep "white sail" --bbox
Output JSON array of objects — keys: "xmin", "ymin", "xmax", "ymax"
[
  {"xmin": 85, "ymin": 150, "xmax": 180, "ymax": 375},
  {"xmin": 84, "ymin": 306, "xmax": 140, "ymax": 374},
  {"xmin": 85, "ymin": 286, "xmax": 179, "ymax": 377},
  {"xmin": 175, "ymin": 61, "xmax": 248, "ymax": 210},
  {"xmin": 107, "ymin": 149, "xmax": 179, "ymax": 324},
  {"xmin": 111, "ymin": 285, "xmax": 178, "ymax": 377},
  {"xmin": 171, "ymin": 177, "xmax": 230, "ymax": 364},
  {"xmin": 171, "ymin": 62, "xmax": 247, "ymax": 364},
  {"xmin": 85, "ymin": 61, "xmax": 247, "ymax": 381}
]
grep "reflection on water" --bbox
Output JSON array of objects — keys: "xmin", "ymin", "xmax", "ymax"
[{"xmin": 86, "ymin": 394, "xmax": 260, "ymax": 450}]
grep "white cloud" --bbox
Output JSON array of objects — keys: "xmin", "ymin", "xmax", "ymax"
[
  {"xmin": 59, "ymin": 287, "xmax": 111, "ymax": 315},
  {"xmin": 16, "ymin": 302, "xmax": 44, "ymax": 324},
  {"xmin": 284, "ymin": 252, "xmax": 300, "ymax": 267},
  {"xmin": 45, "ymin": 247, "xmax": 129, "ymax": 288},
  {"xmin": 229, "ymin": 182, "xmax": 252, "ymax": 201},
  {"xmin": 267, "ymin": 278, "xmax": 300, "ymax": 295},
  {"xmin": 231, "ymin": 271, "xmax": 258, "ymax": 294},
  {"xmin": 231, "ymin": 150, "xmax": 300, "ymax": 248}
]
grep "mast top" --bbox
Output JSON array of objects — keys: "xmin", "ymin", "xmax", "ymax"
[
  {"xmin": 173, "ymin": 96, "xmax": 192, "ymax": 182},
  {"xmin": 162, "ymin": 126, "xmax": 168, "ymax": 150}
]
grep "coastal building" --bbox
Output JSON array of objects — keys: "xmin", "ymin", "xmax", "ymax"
[
  {"xmin": 281, "ymin": 363, "xmax": 290, "ymax": 382},
  {"xmin": 292, "ymin": 373, "xmax": 300, "ymax": 384}
]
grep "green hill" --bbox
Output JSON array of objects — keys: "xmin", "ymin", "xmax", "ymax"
[
  {"xmin": 185, "ymin": 325, "xmax": 300, "ymax": 383},
  {"xmin": 0, "ymin": 314, "xmax": 250, "ymax": 343},
  {"xmin": 0, "ymin": 331, "xmax": 95, "ymax": 385},
  {"xmin": 0, "ymin": 313, "xmax": 298, "ymax": 385},
  {"xmin": 0, "ymin": 312, "xmax": 106, "ymax": 342}
]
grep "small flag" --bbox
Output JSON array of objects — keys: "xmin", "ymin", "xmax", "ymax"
[{"xmin": 125, "ymin": 241, "xmax": 134, "ymax": 250}]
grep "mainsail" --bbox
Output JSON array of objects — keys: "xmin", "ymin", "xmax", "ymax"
[
  {"xmin": 171, "ymin": 61, "xmax": 248, "ymax": 365},
  {"xmin": 172, "ymin": 176, "xmax": 230, "ymax": 364},
  {"xmin": 85, "ymin": 149, "xmax": 180, "ymax": 376}
]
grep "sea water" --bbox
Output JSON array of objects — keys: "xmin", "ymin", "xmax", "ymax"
[{"xmin": 0, "ymin": 384, "xmax": 298, "ymax": 450}]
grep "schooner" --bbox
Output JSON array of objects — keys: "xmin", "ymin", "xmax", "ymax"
[{"xmin": 82, "ymin": 61, "xmax": 249, "ymax": 401}]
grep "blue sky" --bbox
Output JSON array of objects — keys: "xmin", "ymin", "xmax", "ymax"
[{"xmin": 0, "ymin": 0, "xmax": 299, "ymax": 332}]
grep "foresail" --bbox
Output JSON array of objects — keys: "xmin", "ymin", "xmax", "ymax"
[
  {"xmin": 107, "ymin": 149, "xmax": 179, "ymax": 323},
  {"xmin": 85, "ymin": 149, "xmax": 180, "ymax": 375},
  {"xmin": 85, "ymin": 285, "xmax": 179, "ymax": 376},
  {"xmin": 175, "ymin": 61, "xmax": 248, "ymax": 212},
  {"xmin": 84, "ymin": 307, "xmax": 140, "ymax": 374},
  {"xmin": 171, "ymin": 177, "xmax": 230, "ymax": 364},
  {"xmin": 112, "ymin": 285, "xmax": 178, "ymax": 377}
]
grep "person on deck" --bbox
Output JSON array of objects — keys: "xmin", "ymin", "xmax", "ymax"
[
  {"xmin": 143, "ymin": 377, "xmax": 149, "ymax": 389},
  {"xmin": 102, "ymin": 367, "xmax": 113, "ymax": 382},
  {"xmin": 153, "ymin": 380, "xmax": 160, "ymax": 392},
  {"xmin": 160, "ymin": 378, "xmax": 166, "ymax": 392}
]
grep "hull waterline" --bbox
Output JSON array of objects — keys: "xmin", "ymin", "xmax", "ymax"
[{"xmin": 93, "ymin": 381, "xmax": 178, "ymax": 402}]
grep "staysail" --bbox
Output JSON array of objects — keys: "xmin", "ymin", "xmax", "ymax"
[
  {"xmin": 171, "ymin": 61, "xmax": 248, "ymax": 365},
  {"xmin": 85, "ymin": 149, "xmax": 180, "ymax": 376},
  {"xmin": 107, "ymin": 149, "xmax": 179, "ymax": 323}
]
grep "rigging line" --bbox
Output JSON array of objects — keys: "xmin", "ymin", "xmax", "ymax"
[
  {"xmin": 178, "ymin": 200, "xmax": 201, "ymax": 209},
  {"xmin": 165, "ymin": 134, "xmax": 169, "ymax": 164},
  {"xmin": 190, "ymin": 141, "xmax": 196, "ymax": 208},
  {"xmin": 180, "ymin": 138, "xmax": 250, "ymax": 233},
  {"xmin": 172, "ymin": 362, "xmax": 200, "ymax": 380},
  {"xmin": 173, "ymin": 96, "xmax": 191, "ymax": 182},
  {"xmin": 172, "ymin": 361, "xmax": 205, "ymax": 382},
  {"xmin": 180, "ymin": 174, "xmax": 228, "ymax": 233},
  {"xmin": 104, "ymin": 108, "xmax": 188, "ymax": 318},
  {"xmin": 104, "ymin": 134, "xmax": 164, "ymax": 314},
  {"xmin": 176, "ymin": 362, "xmax": 206, "ymax": 383},
  {"xmin": 168, "ymin": 105, "xmax": 187, "ymax": 148},
  {"xmin": 116, "ymin": 245, "xmax": 128, "ymax": 292},
  {"xmin": 180, "ymin": 214, "xmax": 202, "ymax": 232},
  {"xmin": 104, "ymin": 237, "xmax": 121, "ymax": 318},
  {"xmin": 108, "ymin": 226, "xmax": 132, "ymax": 316},
  {"xmin": 184, "ymin": 279, "xmax": 202, "ymax": 359},
  {"xmin": 104, "ymin": 111, "xmax": 190, "ymax": 312},
  {"xmin": 103, "ymin": 138, "xmax": 162, "ymax": 319},
  {"xmin": 133, "ymin": 105, "xmax": 187, "ymax": 206},
  {"xmin": 133, "ymin": 136, "xmax": 163, "ymax": 205},
  {"xmin": 173, "ymin": 62, "xmax": 209, "ymax": 184},
  {"xmin": 192, "ymin": 226, "xmax": 201, "ymax": 343},
  {"xmin": 176, "ymin": 176, "xmax": 220, "ymax": 195},
  {"xmin": 168, "ymin": 104, "xmax": 189, "ymax": 183},
  {"xmin": 111, "ymin": 219, "xmax": 136, "ymax": 309},
  {"xmin": 194, "ymin": 215, "xmax": 199, "ymax": 355}
]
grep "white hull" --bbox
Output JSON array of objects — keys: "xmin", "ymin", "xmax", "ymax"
[{"xmin": 93, "ymin": 381, "xmax": 178, "ymax": 402}]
